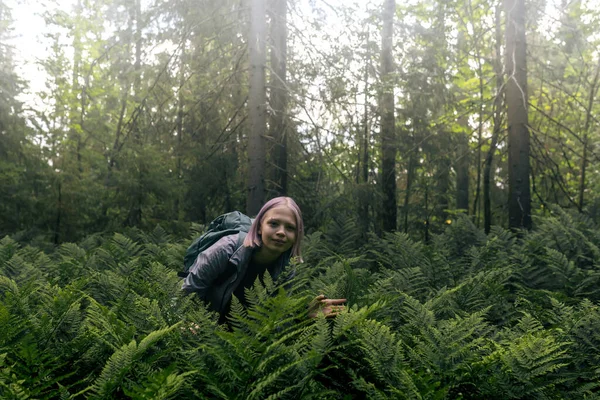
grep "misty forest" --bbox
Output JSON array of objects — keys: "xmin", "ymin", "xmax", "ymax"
[{"xmin": 2, "ymin": 0, "xmax": 600, "ymax": 398}]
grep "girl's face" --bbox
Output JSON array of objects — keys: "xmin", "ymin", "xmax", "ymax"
[{"xmin": 258, "ymin": 205, "xmax": 297, "ymax": 256}]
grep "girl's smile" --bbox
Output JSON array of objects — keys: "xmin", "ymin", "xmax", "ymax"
[{"xmin": 258, "ymin": 205, "xmax": 297, "ymax": 257}]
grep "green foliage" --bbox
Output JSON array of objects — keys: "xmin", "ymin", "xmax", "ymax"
[{"xmin": 2, "ymin": 211, "xmax": 600, "ymax": 398}]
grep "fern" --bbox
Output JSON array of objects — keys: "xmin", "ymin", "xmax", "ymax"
[
  {"xmin": 300, "ymin": 232, "xmax": 336, "ymax": 265},
  {"xmin": 194, "ymin": 285, "xmax": 317, "ymax": 399},
  {"xmin": 364, "ymin": 267, "xmax": 431, "ymax": 320},
  {"xmin": 0, "ymin": 276, "xmax": 39, "ymax": 348},
  {"xmin": 430, "ymin": 268, "xmax": 513, "ymax": 324},
  {"xmin": 530, "ymin": 206, "xmax": 600, "ymax": 270},
  {"xmin": 1, "ymin": 338, "xmax": 76, "ymax": 399},
  {"xmin": 123, "ymin": 366, "xmax": 193, "ymax": 400},
  {"xmin": 308, "ymin": 257, "xmax": 372, "ymax": 305},
  {"xmin": 0, "ymin": 236, "xmax": 20, "ymax": 265},
  {"xmin": 365, "ymin": 231, "xmax": 429, "ymax": 272},
  {"xmin": 2, "ymin": 254, "xmax": 41, "ymax": 285},
  {"xmin": 321, "ymin": 214, "xmax": 362, "ymax": 256},
  {"xmin": 81, "ymin": 299, "xmax": 136, "ymax": 350},
  {"xmin": 474, "ymin": 311, "xmax": 572, "ymax": 399},
  {"xmin": 84, "ymin": 324, "xmax": 180, "ymax": 399},
  {"xmin": 104, "ymin": 233, "xmax": 142, "ymax": 266},
  {"xmin": 433, "ymin": 215, "xmax": 487, "ymax": 263},
  {"xmin": 148, "ymin": 224, "xmax": 172, "ymax": 245},
  {"xmin": 468, "ymin": 226, "xmax": 517, "ymax": 274},
  {"xmin": 574, "ymin": 270, "xmax": 600, "ymax": 300},
  {"xmin": 2, "ymin": 208, "xmax": 600, "ymax": 398},
  {"xmin": 353, "ymin": 319, "xmax": 406, "ymax": 388}
]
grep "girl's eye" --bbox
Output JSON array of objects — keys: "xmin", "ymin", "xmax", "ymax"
[{"xmin": 269, "ymin": 222, "xmax": 278, "ymax": 227}]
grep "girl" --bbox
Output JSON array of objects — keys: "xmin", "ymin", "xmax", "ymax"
[{"xmin": 182, "ymin": 196, "xmax": 345, "ymax": 323}]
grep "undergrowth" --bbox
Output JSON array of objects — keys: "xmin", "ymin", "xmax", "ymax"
[{"xmin": 2, "ymin": 210, "xmax": 600, "ymax": 399}]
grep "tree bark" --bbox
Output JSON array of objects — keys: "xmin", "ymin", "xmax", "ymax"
[
  {"xmin": 455, "ymin": 18, "xmax": 469, "ymax": 213},
  {"xmin": 472, "ymin": 50, "xmax": 484, "ymax": 225},
  {"xmin": 247, "ymin": 0, "xmax": 267, "ymax": 215},
  {"xmin": 456, "ymin": 130, "xmax": 470, "ymax": 211},
  {"xmin": 54, "ymin": 182, "xmax": 62, "ymax": 245},
  {"xmin": 380, "ymin": 0, "xmax": 397, "ymax": 232},
  {"xmin": 484, "ymin": 4, "xmax": 504, "ymax": 234},
  {"xmin": 505, "ymin": 0, "xmax": 532, "ymax": 230},
  {"xmin": 577, "ymin": 57, "xmax": 600, "ymax": 211},
  {"xmin": 403, "ymin": 151, "xmax": 415, "ymax": 234},
  {"xmin": 268, "ymin": 0, "xmax": 288, "ymax": 196},
  {"xmin": 175, "ymin": 44, "xmax": 186, "ymax": 221},
  {"xmin": 358, "ymin": 29, "xmax": 371, "ymax": 235},
  {"xmin": 126, "ymin": 0, "xmax": 144, "ymax": 227},
  {"xmin": 436, "ymin": 149, "xmax": 450, "ymax": 220},
  {"xmin": 71, "ymin": 0, "xmax": 83, "ymax": 174}
]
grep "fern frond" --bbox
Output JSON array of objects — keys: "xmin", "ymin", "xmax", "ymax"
[
  {"xmin": 530, "ymin": 206, "xmax": 600, "ymax": 269},
  {"xmin": 365, "ymin": 231, "xmax": 428, "ymax": 272},
  {"xmin": 574, "ymin": 270, "xmax": 600, "ymax": 300},
  {"xmin": 85, "ymin": 324, "xmax": 179, "ymax": 399},
  {"xmin": 322, "ymin": 214, "xmax": 361, "ymax": 256},
  {"xmin": 398, "ymin": 295, "xmax": 436, "ymax": 332},
  {"xmin": 123, "ymin": 366, "xmax": 193, "ymax": 400},
  {"xmin": 355, "ymin": 319, "xmax": 404, "ymax": 384},
  {"xmin": 433, "ymin": 214, "xmax": 487, "ymax": 262},
  {"xmin": 309, "ymin": 258, "xmax": 371, "ymax": 305},
  {"xmin": 502, "ymin": 333, "xmax": 569, "ymax": 381},
  {"xmin": 82, "ymin": 299, "xmax": 135, "ymax": 350},
  {"xmin": 0, "ymin": 236, "xmax": 20, "ymax": 264},
  {"xmin": 105, "ymin": 233, "xmax": 142, "ymax": 264},
  {"xmin": 57, "ymin": 243, "xmax": 86, "ymax": 262},
  {"xmin": 150, "ymin": 224, "xmax": 172, "ymax": 245},
  {"xmin": 301, "ymin": 232, "xmax": 336, "ymax": 265}
]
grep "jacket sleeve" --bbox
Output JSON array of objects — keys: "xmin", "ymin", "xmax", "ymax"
[{"xmin": 181, "ymin": 236, "xmax": 235, "ymax": 300}]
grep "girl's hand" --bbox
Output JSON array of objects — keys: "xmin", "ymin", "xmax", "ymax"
[{"xmin": 308, "ymin": 294, "xmax": 347, "ymax": 318}]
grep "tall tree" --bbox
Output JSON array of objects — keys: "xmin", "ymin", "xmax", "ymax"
[
  {"xmin": 380, "ymin": 0, "xmax": 396, "ymax": 232},
  {"xmin": 484, "ymin": 3, "xmax": 504, "ymax": 234},
  {"xmin": 505, "ymin": 0, "xmax": 532, "ymax": 230},
  {"xmin": 0, "ymin": 0, "xmax": 49, "ymax": 237},
  {"xmin": 577, "ymin": 57, "xmax": 600, "ymax": 211},
  {"xmin": 358, "ymin": 27, "xmax": 371, "ymax": 235},
  {"xmin": 247, "ymin": 0, "xmax": 267, "ymax": 215},
  {"xmin": 126, "ymin": 0, "xmax": 145, "ymax": 227},
  {"xmin": 454, "ymin": 25, "xmax": 471, "ymax": 215},
  {"xmin": 268, "ymin": 0, "xmax": 288, "ymax": 196}
]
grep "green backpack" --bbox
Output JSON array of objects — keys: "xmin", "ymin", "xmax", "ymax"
[{"xmin": 179, "ymin": 211, "xmax": 254, "ymax": 278}]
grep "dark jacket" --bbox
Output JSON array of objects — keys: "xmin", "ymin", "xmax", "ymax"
[{"xmin": 181, "ymin": 233, "xmax": 291, "ymax": 317}]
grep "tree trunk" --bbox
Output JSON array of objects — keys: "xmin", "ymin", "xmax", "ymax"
[
  {"xmin": 472, "ymin": 50, "xmax": 484, "ymax": 226},
  {"xmin": 456, "ymin": 130, "xmax": 470, "ymax": 212},
  {"xmin": 505, "ymin": 0, "xmax": 532, "ymax": 230},
  {"xmin": 380, "ymin": 0, "xmax": 397, "ymax": 232},
  {"xmin": 358, "ymin": 29, "xmax": 371, "ymax": 235},
  {"xmin": 436, "ymin": 149, "xmax": 450, "ymax": 220},
  {"xmin": 403, "ymin": 152, "xmax": 415, "ymax": 233},
  {"xmin": 424, "ymin": 181, "xmax": 430, "ymax": 242},
  {"xmin": 133, "ymin": 0, "xmax": 142, "ymax": 104},
  {"xmin": 126, "ymin": 0, "xmax": 143, "ymax": 227},
  {"xmin": 71, "ymin": 0, "xmax": 83, "ymax": 174},
  {"xmin": 455, "ymin": 31, "xmax": 469, "ymax": 213},
  {"xmin": 54, "ymin": 182, "xmax": 62, "ymax": 245},
  {"xmin": 175, "ymin": 44, "xmax": 186, "ymax": 221},
  {"xmin": 247, "ymin": 0, "xmax": 267, "ymax": 215},
  {"xmin": 269, "ymin": 0, "xmax": 288, "ymax": 196},
  {"xmin": 484, "ymin": 4, "xmax": 504, "ymax": 234},
  {"xmin": 577, "ymin": 57, "xmax": 600, "ymax": 211}
]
